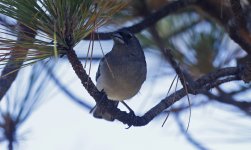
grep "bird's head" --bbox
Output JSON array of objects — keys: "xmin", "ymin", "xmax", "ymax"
[
  {"xmin": 110, "ymin": 30, "xmax": 144, "ymax": 56},
  {"xmin": 111, "ymin": 30, "xmax": 137, "ymax": 46}
]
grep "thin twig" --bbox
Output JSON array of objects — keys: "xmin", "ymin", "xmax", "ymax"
[
  {"xmin": 181, "ymin": 72, "xmax": 192, "ymax": 132},
  {"xmin": 161, "ymin": 74, "xmax": 179, "ymax": 127}
]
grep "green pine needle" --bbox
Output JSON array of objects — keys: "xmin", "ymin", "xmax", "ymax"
[{"xmin": 0, "ymin": 0, "xmax": 127, "ymax": 71}]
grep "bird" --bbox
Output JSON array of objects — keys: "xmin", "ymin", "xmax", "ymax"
[{"xmin": 93, "ymin": 30, "xmax": 147, "ymax": 121}]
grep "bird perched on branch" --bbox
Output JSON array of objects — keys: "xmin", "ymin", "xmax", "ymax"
[{"xmin": 93, "ymin": 30, "xmax": 147, "ymax": 121}]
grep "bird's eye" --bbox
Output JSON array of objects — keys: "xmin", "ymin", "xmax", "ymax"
[{"xmin": 125, "ymin": 33, "xmax": 132, "ymax": 39}]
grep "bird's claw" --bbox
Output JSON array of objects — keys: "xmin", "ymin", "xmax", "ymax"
[{"xmin": 125, "ymin": 110, "xmax": 135, "ymax": 129}]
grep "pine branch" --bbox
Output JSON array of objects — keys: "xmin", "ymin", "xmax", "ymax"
[
  {"xmin": 83, "ymin": 0, "xmax": 198, "ymax": 40},
  {"xmin": 0, "ymin": 24, "xmax": 36, "ymax": 101},
  {"xmin": 65, "ymin": 42, "xmax": 244, "ymax": 126}
]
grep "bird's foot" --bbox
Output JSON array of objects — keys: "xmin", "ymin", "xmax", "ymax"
[{"xmin": 121, "ymin": 101, "xmax": 135, "ymax": 129}]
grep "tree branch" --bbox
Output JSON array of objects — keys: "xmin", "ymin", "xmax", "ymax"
[
  {"xmin": 83, "ymin": 0, "xmax": 197, "ymax": 40},
  {"xmin": 195, "ymin": 0, "xmax": 251, "ymax": 54},
  {"xmin": 112, "ymin": 70, "xmax": 240, "ymax": 127},
  {"xmin": 66, "ymin": 47, "xmax": 102, "ymax": 102},
  {"xmin": 65, "ymin": 45, "xmax": 243, "ymax": 126},
  {"xmin": 66, "ymin": 17, "xmax": 250, "ymax": 126},
  {"xmin": 163, "ymin": 48, "xmax": 195, "ymax": 89},
  {"xmin": 0, "ymin": 24, "xmax": 36, "ymax": 101},
  {"xmin": 63, "ymin": 0, "xmax": 250, "ymax": 127},
  {"xmin": 205, "ymin": 90, "xmax": 251, "ymax": 116}
]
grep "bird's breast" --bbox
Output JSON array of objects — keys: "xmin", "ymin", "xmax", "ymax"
[{"xmin": 96, "ymin": 58, "xmax": 146, "ymax": 101}]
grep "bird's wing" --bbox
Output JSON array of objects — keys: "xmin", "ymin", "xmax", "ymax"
[
  {"xmin": 96, "ymin": 56, "xmax": 105, "ymax": 81},
  {"xmin": 96, "ymin": 58, "xmax": 102, "ymax": 81},
  {"xmin": 96, "ymin": 52, "xmax": 112, "ymax": 81}
]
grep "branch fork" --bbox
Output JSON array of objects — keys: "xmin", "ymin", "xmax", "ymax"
[{"xmin": 65, "ymin": 43, "xmax": 243, "ymax": 127}]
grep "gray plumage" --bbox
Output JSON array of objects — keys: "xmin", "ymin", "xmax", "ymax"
[{"xmin": 93, "ymin": 30, "xmax": 147, "ymax": 120}]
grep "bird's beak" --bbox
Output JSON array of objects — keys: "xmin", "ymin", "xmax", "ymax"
[{"xmin": 111, "ymin": 32, "xmax": 125, "ymax": 44}]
